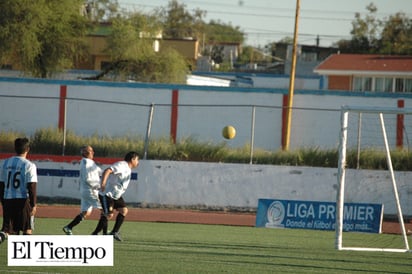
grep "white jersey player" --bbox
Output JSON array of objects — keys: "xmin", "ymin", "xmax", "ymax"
[
  {"xmin": 63, "ymin": 145, "xmax": 102, "ymax": 235},
  {"xmin": 92, "ymin": 151, "xmax": 139, "ymax": 241}
]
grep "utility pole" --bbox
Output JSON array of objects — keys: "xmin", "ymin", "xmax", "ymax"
[{"xmin": 283, "ymin": 0, "xmax": 300, "ymax": 151}]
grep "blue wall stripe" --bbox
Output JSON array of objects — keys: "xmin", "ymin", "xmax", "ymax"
[
  {"xmin": 2, "ymin": 75, "xmax": 412, "ymax": 99},
  {"xmin": 37, "ymin": 168, "xmax": 138, "ymax": 180}
]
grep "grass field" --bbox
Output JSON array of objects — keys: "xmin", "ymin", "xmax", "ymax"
[{"xmin": 1, "ymin": 217, "xmax": 412, "ymax": 273}]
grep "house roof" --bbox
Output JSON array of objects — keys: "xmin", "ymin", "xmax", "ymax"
[{"xmin": 314, "ymin": 54, "xmax": 412, "ymax": 76}]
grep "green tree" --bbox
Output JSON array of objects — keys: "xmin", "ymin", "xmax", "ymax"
[
  {"xmin": 84, "ymin": 0, "xmax": 121, "ymax": 21},
  {"xmin": 336, "ymin": 3, "xmax": 412, "ymax": 55},
  {"xmin": 157, "ymin": 0, "xmax": 206, "ymax": 39},
  {"xmin": 157, "ymin": 1, "xmax": 244, "ymax": 55},
  {"xmin": 238, "ymin": 46, "xmax": 269, "ymax": 65},
  {"xmin": 379, "ymin": 13, "xmax": 412, "ymax": 55},
  {"xmin": 350, "ymin": 3, "xmax": 380, "ymax": 52},
  {"xmin": 0, "ymin": 0, "xmax": 89, "ymax": 78},
  {"xmin": 102, "ymin": 15, "xmax": 188, "ymax": 83},
  {"xmin": 204, "ymin": 20, "xmax": 244, "ymax": 44},
  {"xmin": 335, "ymin": 3, "xmax": 380, "ymax": 53}
]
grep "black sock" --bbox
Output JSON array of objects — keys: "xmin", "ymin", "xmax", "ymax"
[
  {"xmin": 93, "ymin": 215, "xmax": 107, "ymax": 235},
  {"xmin": 67, "ymin": 214, "xmax": 84, "ymax": 229},
  {"xmin": 112, "ymin": 214, "xmax": 125, "ymax": 233},
  {"xmin": 102, "ymin": 216, "xmax": 108, "ymax": 235}
]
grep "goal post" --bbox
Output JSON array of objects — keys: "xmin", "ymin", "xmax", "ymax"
[{"xmin": 336, "ymin": 105, "xmax": 412, "ymax": 252}]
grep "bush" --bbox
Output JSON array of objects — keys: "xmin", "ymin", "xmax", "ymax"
[{"xmin": 1, "ymin": 128, "xmax": 411, "ymax": 170}]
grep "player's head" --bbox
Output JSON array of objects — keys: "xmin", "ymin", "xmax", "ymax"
[
  {"xmin": 80, "ymin": 145, "xmax": 94, "ymax": 158},
  {"xmin": 124, "ymin": 151, "xmax": 139, "ymax": 168},
  {"xmin": 15, "ymin": 137, "xmax": 30, "ymax": 155}
]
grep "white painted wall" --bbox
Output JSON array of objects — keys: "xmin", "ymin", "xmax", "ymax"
[
  {"xmin": 2, "ymin": 77, "xmax": 412, "ymax": 151},
  {"xmin": 12, "ymin": 159, "xmax": 412, "ymax": 217}
]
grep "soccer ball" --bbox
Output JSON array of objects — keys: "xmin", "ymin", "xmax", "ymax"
[{"xmin": 222, "ymin": 125, "xmax": 236, "ymax": 139}]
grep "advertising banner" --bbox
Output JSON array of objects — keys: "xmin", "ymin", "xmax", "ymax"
[{"xmin": 256, "ymin": 199, "xmax": 383, "ymax": 233}]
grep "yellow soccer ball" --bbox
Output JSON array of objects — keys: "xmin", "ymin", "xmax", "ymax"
[{"xmin": 222, "ymin": 125, "xmax": 236, "ymax": 139}]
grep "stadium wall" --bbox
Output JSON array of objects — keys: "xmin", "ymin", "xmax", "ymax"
[
  {"xmin": 0, "ymin": 154, "xmax": 411, "ymax": 216},
  {"xmin": 2, "ymin": 77, "xmax": 412, "ymax": 150}
]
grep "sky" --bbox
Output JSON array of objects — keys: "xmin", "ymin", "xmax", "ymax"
[{"xmin": 118, "ymin": 0, "xmax": 412, "ymax": 47}]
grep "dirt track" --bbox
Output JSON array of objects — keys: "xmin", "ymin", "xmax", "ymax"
[
  {"xmin": 34, "ymin": 204, "xmax": 257, "ymax": 226},
  {"xmin": 0, "ymin": 204, "xmax": 407, "ymax": 234}
]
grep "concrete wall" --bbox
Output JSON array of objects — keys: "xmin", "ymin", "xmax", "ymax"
[
  {"xmin": 2, "ymin": 157, "xmax": 411, "ymax": 216},
  {"xmin": 2, "ymin": 77, "xmax": 412, "ymax": 152}
]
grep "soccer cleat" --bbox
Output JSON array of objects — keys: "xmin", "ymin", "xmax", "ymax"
[
  {"xmin": 110, "ymin": 231, "xmax": 122, "ymax": 241},
  {"xmin": 62, "ymin": 226, "xmax": 73, "ymax": 235},
  {"xmin": 0, "ymin": 231, "xmax": 6, "ymax": 244}
]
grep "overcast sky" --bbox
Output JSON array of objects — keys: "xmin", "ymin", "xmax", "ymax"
[{"xmin": 118, "ymin": 0, "xmax": 412, "ymax": 47}]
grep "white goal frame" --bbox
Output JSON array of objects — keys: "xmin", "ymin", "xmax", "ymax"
[{"xmin": 336, "ymin": 105, "xmax": 411, "ymax": 253}]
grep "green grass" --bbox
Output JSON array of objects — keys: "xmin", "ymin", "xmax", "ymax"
[{"xmin": 1, "ymin": 217, "xmax": 412, "ymax": 273}]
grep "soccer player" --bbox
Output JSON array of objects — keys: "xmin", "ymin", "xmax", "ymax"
[
  {"xmin": 63, "ymin": 145, "xmax": 102, "ymax": 235},
  {"xmin": 91, "ymin": 151, "xmax": 139, "ymax": 241},
  {"xmin": 0, "ymin": 138, "xmax": 37, "ymax": 244}
]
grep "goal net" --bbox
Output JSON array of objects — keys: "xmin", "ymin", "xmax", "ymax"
[{"xmin": 336, "ymin": 105, "xmax": 412, "ymax": 252}]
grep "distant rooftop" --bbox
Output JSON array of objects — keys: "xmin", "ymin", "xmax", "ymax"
[{"xmin": 314, "ymin": 54, "xmax": 412, "ymax": 76}]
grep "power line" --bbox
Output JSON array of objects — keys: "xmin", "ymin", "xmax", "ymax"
[
  {"xmin": 119, "ymin": 1, "xmax": 412, "ymax": 18},
  {"xmin": 116, "ymin": 1, "xmax": 407, "ymax": 46}
]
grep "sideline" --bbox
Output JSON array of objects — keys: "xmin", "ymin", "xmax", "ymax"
[
  {"xmin": 1, "ymin": 204, "xmax": 256, "ymax": 227},
  {"xmin": 1, "ymin": 204, "xmax": 408, "ymax": 234}
]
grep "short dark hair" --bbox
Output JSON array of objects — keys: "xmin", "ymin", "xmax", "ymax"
[
  {"xmin": 80, "ymin": 145, "xmax": 93, "ymax": 157},
  {"xmin": 124, "ymin": 151, "xmax": 139, "ymax": 162},
  {"xmin": 15, "ymin": 137, "xmax": 30, "ymax": 154}
]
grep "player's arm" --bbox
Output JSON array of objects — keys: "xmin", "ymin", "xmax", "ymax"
[
  {"xmin": 100, "ymin": 168, "xmax": 113, "ymax": 192},
  {"xmin": 27, "ymin": 182, "xmax": 37, "ymax": 215}
]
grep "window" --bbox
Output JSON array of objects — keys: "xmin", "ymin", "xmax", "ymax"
[
  {"xmin": 300, "ymin": 52, "xmax": 317, "ymax": 62},
  {"xmin": 396, "ymin": 78, "xmax": 412, "ymax": 93},
  {"xmin": 395, "ymin": 78, "xmax": 404, "ymax": 92},
  {"xmin": 353, "ymin": 77, "xmax": 412, "ymax": 93},
  {"xmin": 353, "ymin": 77, "xmax": 372, "ymax": 91},
  {"xmin": 375, "ymin": 77, "xmax": 393, "ymax": 92},
  {"xmin": 405, "ymin": 79, "xmax": 412, "ymax": 93}
]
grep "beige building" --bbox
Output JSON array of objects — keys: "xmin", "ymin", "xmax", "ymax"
[{"xmin": 76, "ymin": 24, "xmax": 199, "ymax": 71}]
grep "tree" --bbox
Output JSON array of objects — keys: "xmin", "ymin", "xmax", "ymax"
[
  {"xmin": 336, "ymin": 3, "xmax": 412, "ymax": 55},
  {"xmin": 157, "ymin": 1, "xmax": 244, "ymax": 54},
  {"xmin": 204, "ymin": 20, "xmax": 244, "ymax": 44},
  {"xmin": 336, "ymin": 3, "xmax": 381, "ymax": 53},
  {"xmin": 0, "ymin": 0, "xmax": 90, "ymax": 78},
  {"xmin": 157, "ymin": 0, "xmax": 206, "ymax": 39},
  {"xmin": 83, "ymin": 0, "xmax": 121, "ymax": 21},
  {"xmin": 350, "ymin": 3, "xmax": 380, "ymax": 51},
  {"xmin": 102, "ymin": 14, "xmax": 188, "ymax": 83},
  {"xmin": 379, "ymin": 13, "xmax": 412, "ymax": 55}
]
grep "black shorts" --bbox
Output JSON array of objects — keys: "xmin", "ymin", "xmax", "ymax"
[
  {"xmin": 2, "ymin": 198, "xmax": 32, "ymax": 233},
  {"xmin": 99, "ymin": 194, "xmax": 126, "ymax": 216}
]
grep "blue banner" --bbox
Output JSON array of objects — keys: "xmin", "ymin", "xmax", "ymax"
[{"xmin": 256, "ymin": 199, "xmax": 383, "ymax": 233}]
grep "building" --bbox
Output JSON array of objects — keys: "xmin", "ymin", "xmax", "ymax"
[
  {"xmin": 76, "ymin": 24, "xmax": 199, "ymax": 71},
  {"xmin": 314, "ymin": 54, "xmax": 412, "ymax": 92},
  {"xmin": 274, "ymin": 42, "xmax": 338, "ymax": 76}
]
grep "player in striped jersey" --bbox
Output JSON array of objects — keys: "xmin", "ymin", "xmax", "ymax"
[{"xmin": 0, "ymin": 138, "xmax": 37, "ymax": 244}]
